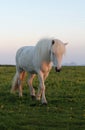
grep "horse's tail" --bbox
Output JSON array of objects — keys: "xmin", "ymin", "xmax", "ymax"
[{"xmin": 10, "ymin": 71, "xmax": 19, "ymax": 93}]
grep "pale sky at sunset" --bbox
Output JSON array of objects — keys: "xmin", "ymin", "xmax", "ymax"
[{"xmin": 0, "ymin": 0, "xmax": 85, "ymax": 65}]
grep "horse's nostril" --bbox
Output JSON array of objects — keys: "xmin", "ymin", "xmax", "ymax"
[
  {"xmin": 57, "ymin": 69, "xmax": 61, "ymax": 72},
  {"xmin": 55, "ymin": 67, "xmax": 61, "ymax": 72}
]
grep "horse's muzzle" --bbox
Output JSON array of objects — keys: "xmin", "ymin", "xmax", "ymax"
[{"xmin": 55, "ymin": 67, "xmax": 61, "ymax": 72}]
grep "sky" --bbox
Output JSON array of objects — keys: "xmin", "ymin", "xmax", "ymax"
[{"xmin": 0, "ymin": 0, "xmax": 85, "ymax": 65}]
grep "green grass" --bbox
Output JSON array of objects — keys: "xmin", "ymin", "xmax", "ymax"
[{"xmin": 0, "ymin": 66, "xmax": 85, "ymax": 130}]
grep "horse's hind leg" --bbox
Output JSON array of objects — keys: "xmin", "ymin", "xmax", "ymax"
[
  {"xmin": 18, "ymin": 71, "xmax": 26, "ymax": 97},
  {"xmin": 28, "ymin": 74, "xmax": 36, "ymax": 99},
  {"xmin": 11, "ymin": 71, "xmax": 25, "ymax": 97}
]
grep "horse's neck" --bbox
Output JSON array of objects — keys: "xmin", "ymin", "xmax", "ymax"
[
  {"xmin": 33, "ymin": 41, "xmax": 52, "ymax": 66},
  {"xmin": 42, "ymin": 47, "xmax": 51, "ymax": 63}
]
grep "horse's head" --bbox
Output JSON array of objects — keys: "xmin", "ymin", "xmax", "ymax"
[{"xmin": 51, "ymin": 39, "xmax": 68, "ymax": 72}]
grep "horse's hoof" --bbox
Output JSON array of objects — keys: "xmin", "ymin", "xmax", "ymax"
[
  {"xmin": 36, "ymin": 96, "xmax": 41, "ymax": 101},
  {"xmin": 31, "ymin": 95, "xmax": 36, "ymax": 100},
  {"xmin": 30, "ymin": 103, "xmax": 36, "ymax": 107},
  {"xmin": 42, "ymin": 102, "xmax": 47, "ymax": 105}
]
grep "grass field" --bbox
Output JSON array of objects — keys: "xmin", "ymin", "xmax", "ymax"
[{"xmin": 0, "ymin": 66, "xmax": 85, "ymax": 130}]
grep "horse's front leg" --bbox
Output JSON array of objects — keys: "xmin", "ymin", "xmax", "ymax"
[{"xmin": 37, "ymin": 71, "xmax": 47, "ymax": 104}]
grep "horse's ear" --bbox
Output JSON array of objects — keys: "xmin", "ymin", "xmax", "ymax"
[
  {"xmin": 52, "ymin": 40, "xmax": 55, "ymax": 45},
  {"xmin": 64, "ymin": 43, "xmax": 68, "ymax": 46}
]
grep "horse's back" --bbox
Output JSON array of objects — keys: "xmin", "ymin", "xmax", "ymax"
[
  {"xmin": 16, "ymin": 46, "xmax": 35, "ymax": 72},
  {"xmin": 16, "ymin": 46, "xmax": 34, "ymax": 56},
  {"xmin": 16, "ymin": 46, "xmax": 34, "ymax": 60}
]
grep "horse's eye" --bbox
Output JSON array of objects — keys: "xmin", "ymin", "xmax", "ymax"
[{"xmin": 52, "ymin": 52, "xmax": 55, "ymax": 55}]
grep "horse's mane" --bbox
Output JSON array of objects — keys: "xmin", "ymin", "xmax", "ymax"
[
  {"xmin": 35, "ymin": 38, "xmax": 52, "ymax": 49},
  {"xmin": 34, "ymin": 38, "xmax": 52, "ymax": 62}
]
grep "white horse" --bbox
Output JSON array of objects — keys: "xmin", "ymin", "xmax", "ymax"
[{"xmin": 11, "ymin": 38, "xmax": 68, "ymax": 104}]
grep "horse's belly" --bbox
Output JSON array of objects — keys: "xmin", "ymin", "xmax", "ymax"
[{"xmin": 19, "ymin": 56, "xmax": 35, "ymax": 72}]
